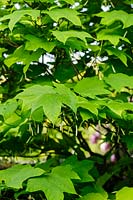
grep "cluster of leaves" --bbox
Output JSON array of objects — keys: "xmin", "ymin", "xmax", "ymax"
[
  {"xmin": 0, "ymin": 0, "xmax": 133, "ymax": 199},
  {"xmin": 0, "ymin": 156, "xmax": 132, "ymax": 200}
]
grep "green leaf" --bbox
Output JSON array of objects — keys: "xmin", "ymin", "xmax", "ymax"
[
  {"xmin": 25, "ymin": 34, "xmax": 56, "ymax": 52},
  {"xmin": 106, "ymin": 101, "xmax": 133, "ymax": 117},
  {"xmin": 104, "ymin": 73, "xmax": 133, "ymax": 91},
  {"xmin": 116, "ymin": 187, "xmax": 133, "ymax": 200},
  {"xmin": 78, "ymin": 193, "xmax": 107, "ymax": 200},
  {"xmin": 77, "ymin": 96, "xmax": 98, "ymax": 115},
  {"xmin": 34, "ymin": 93, "xmax": 62, "ymax": 124},
  {"xmin": 16, "ymin": 85, "xmax": 62, "ymax": 123},
  {"xmin": 96, "ymin": 10, "xmax": 133, "ymax": 28},
  {"xmin": 53, "ymin": 30, "xmax": 93, "ymax": 44},
  {"xmin": 105, "ymin": 47, "xmax": 128, "ymax": 66},
  {"xmin": 0, "ymin": 48, "xmax": 7, "ymax": 57},
  {"xmin": 16, "ymin": 85, "xmax": 56, "ymax": 108},
  {"xmin": 16, "ymin": 83, "xmax": 78, "ymax": 123},
  {"xmin": 62, "ymin": 156, "xmax": 94, "ymax": 182},
  {"xmin": 27, "ymin": 165, "xmax": 79, "ymax": 200},
  {"xmin": 44, "ymin": 8, "xmax": 81, "ymax": 26},
  {"xmin": 61, "ymin": 0, "xmax": 75, "ymax": 4},
  {"xmin": 74, "ymin": 77, "xmax": 110, "ymax": 98},
  {"xmin": 122, "ymin": 134, "xmax": 133, "ymax": 151},
  {"xmin": 31, "ymin": 107, "xmax": 44, "ymax": 122},
  {"xmin": 0, "ymin": 10, "xmax": 40, "ymax": 31},
  {"xmin": 0, "ymin": 164, "xmax": 44, "ymax": 189},
  {"xmin": 79, "ymin": 108, "xmax": 94, "ymax": 120},
  {"xmin": 4, "ymin": 45, "xmax": 43, "ymax": 72},
  {"xmin": 97, "ymin": 27, "xmax": 129, "ymax": 46},
  {"xmin": 54, "ymin": 83, "xmax": 78, "ymax": 113},
  {"xmin": 0, "ymin": 100, "xmax": 18, "ymax": 119}
]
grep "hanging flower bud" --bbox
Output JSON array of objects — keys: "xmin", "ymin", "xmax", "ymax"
[
  {"xmin": 90, "ymin": 131, "xmax": 101, "ymax": 144},
  {"xmin": 100, "ymin": 142, "xmax": 111, "ymax": 153},
  {"xmin": 110, "ymin": 154, "xmax": 117, "ymax": 163}
]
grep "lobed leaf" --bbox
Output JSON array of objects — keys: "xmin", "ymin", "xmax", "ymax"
[
  {"xmin": 25, "ymin": 34, "xmax": 56, "ymax": 52},
  {"xmin": 53, "ymin": 30, "xmax": 93, "ymax": 44},
  {"xmin": 62, "ymin": 156, "xmax": 94, "ymax": 182},
  {"xmin": 54, "ymin": 83, "xmax": 78, "ymax": 113},
  {"xmin": 97, "ymin": 27, "xmax": 130, "ymax": 46},
  {"xmin": 104, "ymin": 73, "xmax": 133, "ymax": 91},
  {"xmin": 44, "ymin": 8, "xmax": 81, "ymax": 26},
  {"xmin": 105, "ymin": 47, "xmax": 128, "ymax": 66},
  {"xmin": 4, "ymin": 46, "xmax": 43, "ymax": 72},
  {"xmin": 0, "ymin": 164, "xmax": 44, "ymax": 189},
  {"xmin": 27, "ymin": 165, "xmax": 79, "ymax": 200},
  {"xmin": 77, "ymin": 96, "xmax": 98, "ymax": 116},
  {"xmin": 74, "ymin": 77, "xmax": 110, "ymax": 98},
  {"xmin": 96, "ymin": 10, "xmax": 133, "ymax": 28},
  {"xmin": 0, "ymin": 10, "xmax": 40, "ymax": 31},
  {"xmin": 106, "ymin": 101, "xmax": 133, "ymax": 117}
]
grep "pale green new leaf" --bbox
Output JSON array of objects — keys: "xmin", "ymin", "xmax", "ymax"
[
  {"xmin": 104, "ymin": 73, "xmax": 133, "ymax": 91},
  {"xmin": 44, "ymin": 8, "xmax": 81, "ymax": 26},
  {"xmin": 96, "ymin": 10, "xmax": 133, "ymax": 28},
  {"xmin": 25, "ymin": 34, "xmax": 56, "ymax": 52},
  {"xmin": 53, "ymin": 30, "xmax": 93, "ymax": 44},
  {"xmin": 27, "ymin": 165, "xmax": 79, "ymax": 200},
  {"xmin": 0, "ymin": 164, "xmax": 44, "ymax": 189},
  {"xmin": 0, "ymin": 10, "xmax": 40, "ymax": 31},
  {"xmin": 74, "ymin": 77, "xmax": 110, "ymax": 98},
  {"xmin": 116, "ymin": 187, "xmax": 133, "ymax": 200}
]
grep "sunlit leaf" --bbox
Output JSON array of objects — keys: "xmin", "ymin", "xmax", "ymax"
[
  {"xmin": 27, "ymin": 165, "xmax": 79, "ymax": 200},
  {"xmin": 77, "ymin": 97, "xmax": 98, "ymax": 115},
  {"xmin": 0, "ymin": 164, "xmax": 44, "ymax": 189},
  {"xmin": 25, "ymin": 34, "xmax": 56, "ymax": 52},
  {"xmin": 104, "ymin": 73, "xmax": 133, "ymax": 91},
  {"xmin": 96, "ymin": 10, "xmax": 133, "ymax": 28},
  {"xmin": 97, "ymin": 27, "xmax": 130, "ymax": 46},
  {"xmin": 106, "ymin": 101, "xmax": 133, "ymax": 117},
  {"xmin": 34, "ymin": 93, "xmax": 62, "ymax": 124},
  {"xmin": 74, "ymin": 77, "xmax": 110, "ymax": 98},
  {"xmin": 54, "ymin": 83, "xmax": 78, "ymax": 113},
  {"xmin": 53, "ymin": 30, "xmax": 93, "ymax": 44},
  {"xmin": 44, "ymin": 8, "xmax": 81, "ymax": 26},
  {"xmin": 0, "ymin": 10, "xmax": 40, "ymax": 31},
  {"xmin": 116, "ymin": 187, "xmax": 133, "ymax": 200}
]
